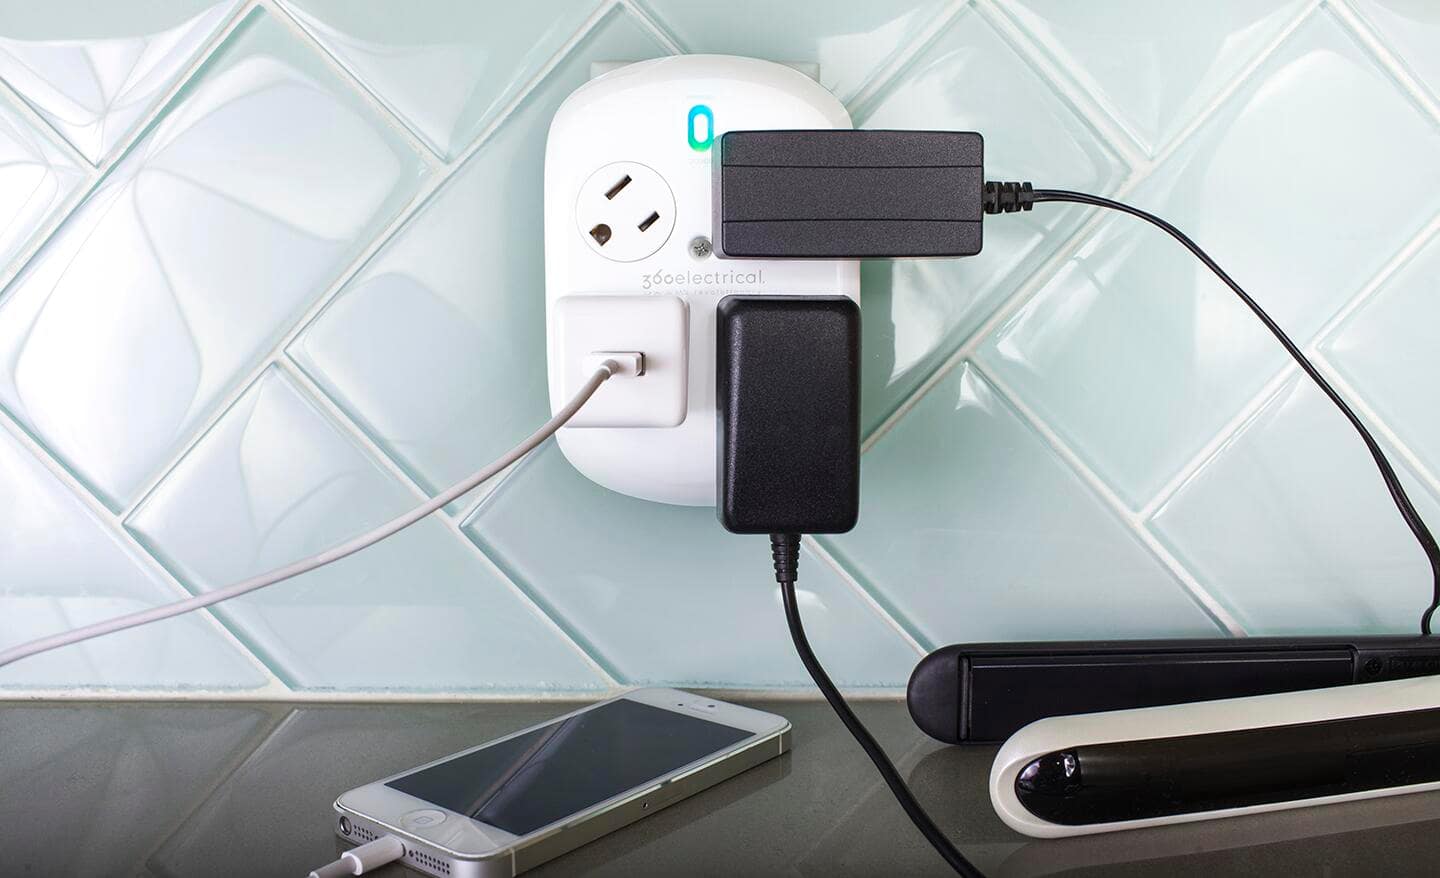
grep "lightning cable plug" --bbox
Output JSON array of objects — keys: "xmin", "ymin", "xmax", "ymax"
[{"xmin": 308, "ymin": 834, "xmax": 405, "ymax": 878}]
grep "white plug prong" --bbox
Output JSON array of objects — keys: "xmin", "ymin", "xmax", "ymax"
[{"xmin": 586, "ymin": 351, "xmax": 645, "ymax": 378}]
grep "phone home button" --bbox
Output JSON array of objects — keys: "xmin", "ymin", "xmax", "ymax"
[{"xmin": 402, "ymin": 809, "xmax": 448, "ymax": 829}]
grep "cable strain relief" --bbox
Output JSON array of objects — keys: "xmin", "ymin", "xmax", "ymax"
[
  {"xmin": 983, "ymin": 180, "xmax": 1034, "ymax": 214},
  {"xmin": 769, "ymin": 533, "xmax": 801, "ymax": 585}
]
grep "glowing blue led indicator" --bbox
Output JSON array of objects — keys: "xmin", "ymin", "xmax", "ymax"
[{"xmin": 688, "ymin": 104, "xmax": 714, "ymax": 151}]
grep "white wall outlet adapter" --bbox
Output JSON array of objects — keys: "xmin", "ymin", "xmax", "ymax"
[{"xmin": 544, "ymin": 55, "xmax": 860, "ymax": 506}]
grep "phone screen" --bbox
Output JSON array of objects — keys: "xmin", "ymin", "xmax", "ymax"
[{"xmin": 386, "ymin": 699, "xmax": 753, "ymax": 836}]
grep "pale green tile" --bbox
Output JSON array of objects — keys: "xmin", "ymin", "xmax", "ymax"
[
  {"xmin": 1351, "ymin": 0, "xmax": 1440, "ymax": 104},
  {"xmin": 0, "ymin": 10, "xmax": 429, "ymax": 509},
  {"xmin": 291, "ymin": 7, "xmax": 669, "ymax": 503},
  {"xmin": 468, "ymin": 442, "xmax": 920, "ymax": 688},
  {"xmin": 0, "ymin": 0, "xmax": 241, "ymax": 163},
  {"xmin": 853, "ymin": 7, "xmax": 1125, "ymax": 436},
  {"xmin": 281, "ymin": 0, "xmax": 603, "ymax": 158},
  {"xmin": 0, "ymin": 426, "xmax": 266, "ymax": 690},
  {"xmin": 1152, "ymin": 376, "xmax": 1440, "ymax": 634},
  {"xmin": 640, "ymin": 0, "xmax": 951, "ymax": 104},
  {"xmin": 981, "ymin": 10, "xmax": 1440, "ymax": 506},
  {"xmin": 127, "ymin": 368, "xmax": 608, "ymax": 692},
  {"xmin": 1322, "ymin": 233, "xmax": 1440, "ymax": 484},
  {"xmin": 0, "ymin": 91, "xmax": 86, "ymax": 271},
  {"xmin": 825, "ymin": 363, "xmax": 1222, "ymax": 646},
  {"xmin": 997, "ymin": 0, "xmax": 1306, "ymax": 153}
]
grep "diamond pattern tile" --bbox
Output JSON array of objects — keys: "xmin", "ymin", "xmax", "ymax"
[
  {"xmin": 639, "ymin": 0, "xmax": 952, "ymax": 105},
  {"xmin": 0, "ymin": 423, "xmax": 266, "ymax": 689},
  {"xmin": 468, "ymin": 442, "xmax": 921, "ymax": 687},
  {"xmin": 1151, "ymin": 376, "xmax": 1440, "ymax": 634},
  {"xmin": 980, "ymin": 8, "xmax": 1440, "ymax": 506},
  {"xmin": 0, "ymin": 91, "xmax": 86, "ymax": 273},
  {"xmin": 996, "ymin": 0, "xmax": 1307, "ymax": 154},
  {"xmin": 852, "ymin": 6, "xmax": 1126, "ymax": 436},
  {"xmin": 0, "ymin": 10, "xmax": 429, "ymax": 509},
  {"xmin": 1322, "ymin": 231, "xmax": 1440, "ymax": 480},
  {"xmin": 126, "ymin": 368, "xmax": 607, "ymax": 691},
  {"xmin": 291, "ymin": 7, "xmax": 669, "ymax": 502},
  {"xmin": 4, "ymin": 1, "xmax": 1440, "ymax": 692},
  {"xmin": 279, "ymin": 0, "xmax": 603, "ymax": 159},
  {"xmin": 824, "ymin": 363, "xmax": 1222, "ymax": 646},
  {"xmin": 0, "ymin": 1, "xmax": 241, "ymax": 164}
]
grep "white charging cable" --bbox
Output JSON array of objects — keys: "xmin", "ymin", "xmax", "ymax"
[
  {"xmin": 309, "ymin": 834, "xmax": 406, "ymax": 878},
  {"xmin": 0, "ymin": 362, "xmax": 627, "ymax": 670}
]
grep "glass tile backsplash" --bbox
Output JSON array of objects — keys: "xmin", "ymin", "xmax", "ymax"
[{"xmin": 2, "ymin": 0, "xmax": 1438, "ymax": 694}]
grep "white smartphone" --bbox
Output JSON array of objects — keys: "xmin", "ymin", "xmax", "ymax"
[{"xmin": 332, "ymin": 688, "xmax": 790, "ymax": 877}]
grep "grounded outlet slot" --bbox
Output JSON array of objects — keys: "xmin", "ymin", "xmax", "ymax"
[{"xmin": 604, "ymin": 175, "xmax": 632, "ymax": 199}]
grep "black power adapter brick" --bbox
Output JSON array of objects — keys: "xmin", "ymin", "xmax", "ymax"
[
  {"xmin": 715, "ymin": 129, "xmax": 985, "ymax": 258},
  {"xmin": 716, "ymin": 295, "xmax": 860, "ymax": 535}
]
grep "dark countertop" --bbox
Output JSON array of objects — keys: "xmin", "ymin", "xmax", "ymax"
[{"xmin": 6, "ymin": 697, "xmax": 1440, "ymax": 877}]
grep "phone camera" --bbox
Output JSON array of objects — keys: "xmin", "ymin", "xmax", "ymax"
[{"xmin": 339, "ymin": 816, "xmax": 352, "ymax": 835}]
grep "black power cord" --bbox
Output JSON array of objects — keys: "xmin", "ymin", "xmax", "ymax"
[
  {"xmin": 987, "ymin": 182, "xmax": 1440, "ymax": 636},
  {"xmin": 727, "ymin": 144, "xmax": 1440, "ymax": 876},
  {"xmin": 760, "ymin": 182, "xmax": 1440, "ymax": 878},
  {"xmin": 770, "ymin": 533, "xmax": 984, "ymax": 877}
]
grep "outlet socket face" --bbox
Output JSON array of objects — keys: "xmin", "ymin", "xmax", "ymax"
[
  {"xmin": 544, "ymin": 55, "xmax": 859, "ymax": 506},
  {"xmin": 577, "ymin": 161, "xmax": 676, "ymax": 262}
]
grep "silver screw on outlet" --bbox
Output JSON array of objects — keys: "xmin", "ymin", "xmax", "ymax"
[{"xmin": 689, "ymin": 235, "xmax": 713, "ymax": 259}]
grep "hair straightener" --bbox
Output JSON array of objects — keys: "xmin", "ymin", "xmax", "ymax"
[
  {"xmin": 909, "ymin": 636, "xmax": 1440, "ymax": 744},
  {"xmin": 990, "ymin": 672, "xmax": 1440, "ymax": 837}
]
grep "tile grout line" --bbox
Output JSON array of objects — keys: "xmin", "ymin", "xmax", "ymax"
[
  {"xmin": 90, "ymin": 0, "xmax": 259, "ymax": 174},
  {"xmin": 0, "ymin": 76, "xmax": 93, "ymax": 170},
  {"xmin": 845, "ymin": 0, "xmax": 973, "ymax": 115},
  {"xmin": 860, "ymin": 167, "xmax": 1147, "ymax": 455},
  {"xmin": 1307, "ymin": 353, "xmax": 1440, "ymax": 502},
  {"xmin": 614, "ymin": 0, "xmax": 685, "ymax": 55},
  {"xmin": 0, "ymin": 164, "xmax": 97, "ymax": 292},
  {"xmin": 972, "ymin": 360, "xmax": 1248, "ymax": 636},
  {"xmin": 1312, "ymin": 211, "xmax": 1440, "ymax": 347},
  {"xmin": 975, "ymin": 0, "xmax": 1148, "ymax": 169},
  {"xmin": 1140, "ymin": 209, "xmax": 1440, "ymax": 521},
  {"xmin": 449, "ymin": 453, "xmax": 533, "ymax": 526},
  {"xmin": 1328, "ymin": 0, "xmax": 1440, "ymax": 126},
  {"xmin": 801, "ymin": 536, "xmax": 929, "ymax": 658},
  {"xmin": 258, "ymin": 0, "xmax": 443, "ymax": 167},
  {"xmin": 451, "ymin": 470, "xmax": 508, "ymax": 525},
  {"xmin": 261, "ymin": 0, "xmax": 445, "ymax": 167},
  {"xmin": 278, "ymin": 358, "xmax": 624, "ymax": 690},
  {"xmin": 1138, "ymin": 0, "xmax": 1322, "ymax": 167},
  {"xmin": 1138, "ymin": 363, "xmax": 1299, "ymax": 521},
  {"xmin": 0, "ymin": 404, "xmax": 290, "ymax": 694},
  {"xmin": 434, "ymin": 0, "xmax": 637, "ymax": 172}
]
